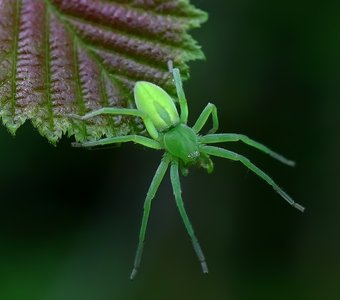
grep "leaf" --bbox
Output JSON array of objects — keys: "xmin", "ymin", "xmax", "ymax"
[{"xmin": 0, "ymin": 0, "xmax": 207, "ymax": 144}]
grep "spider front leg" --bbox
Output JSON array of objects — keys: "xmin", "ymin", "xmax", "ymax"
[
  {"xmin": 72, "ymin": 135, "xmax": 161, "ymax": 150},
  {"xmin": 193, "ymin": 103, "xmax": 219, "ymax": 134},
  {"xmin": 69, "ymin": 107, "xmax": 160, "ymax": 140},
  {"xmin": 168, "ymin": 61, "xmax": 188, "ymax": 124},
  {"xmin": 202, "ymin": 145, "xmax": 305, "ymax": 212},
  {"xmin": 170, "ymin": 160, "xmax": 208, "ymax": 274},
  {"xmin": 130, "ymin": 155, "xmax": 170, "ymax": 280},
  {"xmin": 69, "ymin": 107, "xmax": 144, "ymax": 120},
  {"xmin": 200, "ymin": 134, "xmax": 295, "ymax": 167}
]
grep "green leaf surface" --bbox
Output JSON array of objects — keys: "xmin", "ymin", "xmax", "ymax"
[{"xmin": 0, "ymin": 0, "xmax": 207, "ymax": 144}]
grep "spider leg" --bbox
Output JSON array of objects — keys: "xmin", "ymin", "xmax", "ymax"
[
  {"xmin": 72, "ymin": 135, "xmax": 162, "ymax": 150},
  {"xmin": 130, "ymin": 155, "xmax": 170, "ymax": 280},
  {"xmin": 68, "ymin": 108, "xmax": 144, "ymax": 120},
  {"xmin": 170, "ymin": 160, "xmax": 209, "ymax": 274},
  {"xmin": 192, "ymin": 103, "xmax": 218, "ymax": 134},
  {"xmin": 202, "ymin": 145, "xmax": 305, "ymax": 212},
  {"xmin": 168, "ymin": 61, "xmax": 188, "ymax": 124},
  {"xmin": 200, "ymin": 134, "xmax": 295, "ymax": 167},
  {"xmin": 69, "ymin": 107, "xmax": 159, "ymax": 140}
]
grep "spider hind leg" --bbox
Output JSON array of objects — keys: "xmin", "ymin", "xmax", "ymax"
[
  {"xmin": 130, "ymin": 156, "xmax": 170, "ymax": 280},
  {"xmin": 170, "ymin": 160, "xmax": 209, "ymax": 274}
]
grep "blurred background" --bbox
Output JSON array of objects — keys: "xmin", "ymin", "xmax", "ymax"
[{"xmin": 0, "ymin": 1, "xmax": 339, "ymax": 299}]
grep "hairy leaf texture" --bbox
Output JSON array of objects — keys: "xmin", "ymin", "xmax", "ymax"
[{"xmin": 0, "ymin": 0, "xmax": 207, "ymax": 144}]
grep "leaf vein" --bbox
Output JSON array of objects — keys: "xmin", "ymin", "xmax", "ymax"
[
  {"xmin": 72, "ymin": 38, "xmax": 88, "ymax": 138},
  {"xmin": 45, "ymin": 7, "xmax": 54, "ymax": 131},
  {"xmin": 10, "ymin": 0, "xmax": 22, "ymax": 117}
]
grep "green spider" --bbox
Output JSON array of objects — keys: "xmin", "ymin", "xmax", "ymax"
[{"xmin": 70, "ymin": 62, "xmax": 305, "ymax": 279}]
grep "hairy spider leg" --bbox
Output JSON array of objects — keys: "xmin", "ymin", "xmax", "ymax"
[
  {"xmin": 192, "ymin": 103, "xmax": 219, "ymax": 134},
  {"xmin": 200, "ymin": 134, "xmax": 295, "ymax": 167},
  {"xmin": 168, "ymin": 61, "xmax": 189, "ymax": 124},
  {"xmin": 202, "ymin": 145, "xmax": 305, "ymax": 212},
  {"xmin": 69, "ymin": 107, "xmax": 160, "ymax": 140},
  {"xmin": 130, "ymin": 156, "xmax": 170, "ymax": 280},
  {"xmin": 170, "ymin": 160, "xmax": 209, "ymax": 274},
  {"xmin": 72, "ymin": 135, "xmax": 162, "ymax": 150}
]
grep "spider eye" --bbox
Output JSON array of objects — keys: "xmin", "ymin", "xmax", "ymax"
[{"xmin": 188, "ymin": 151, "xmax": 200, "ymax": 159}]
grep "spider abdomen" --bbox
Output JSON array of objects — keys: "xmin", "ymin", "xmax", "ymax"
[
  {"xmin": 163, "ymin": 124, "xmax": 200, "ymax": 164},
  {"xmin": 134, "ymin": 81, "xmax": 179, "ymax": 133}
]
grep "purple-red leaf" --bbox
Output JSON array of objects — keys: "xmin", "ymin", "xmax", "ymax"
[{"xmin": 0, "ymin": 0, "xmax": 207, "ymax": 143}]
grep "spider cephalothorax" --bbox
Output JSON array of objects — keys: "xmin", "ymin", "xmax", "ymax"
[
  {"xmin": 163, "ymin": 124, "xmax": 200, "ymax": 163},
  {"xmin": 71, "ymin": 61, "xmax": 304, "ymax": 279}
]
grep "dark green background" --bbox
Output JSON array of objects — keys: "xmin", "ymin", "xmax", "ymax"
[{"xmin": 0, "ymin": 1, "xmax": 339, "ymax": 299}]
